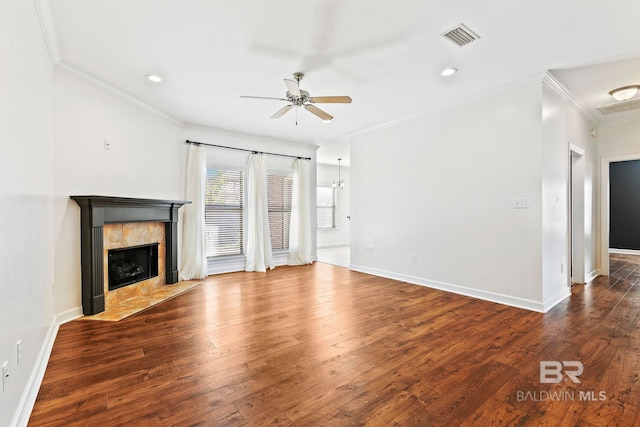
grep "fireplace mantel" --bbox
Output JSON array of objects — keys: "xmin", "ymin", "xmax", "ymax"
[{"xmin": 71, "ymin": 195, "xmax": 190, "ymax": 315}]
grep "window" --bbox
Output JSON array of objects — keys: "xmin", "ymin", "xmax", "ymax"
[
  {"xmin": 205, "ymin": 168, "xmax": 243, "ymax": 257},
  {"xmin": 268, "ymin": 173, "xmax": 293, "ymax": 250},
  {"xmin": 317, "ymin": 187, "xmax": 335, "ymax": 229}
]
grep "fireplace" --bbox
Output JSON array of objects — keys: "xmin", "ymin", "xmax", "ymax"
[
  {"xmin": 108, "ymin": 243, "xmax": 159, "ymax": 291},
  {"xmin": 71, "ymin": 196, "xmax": 190, "ymax": 315}
]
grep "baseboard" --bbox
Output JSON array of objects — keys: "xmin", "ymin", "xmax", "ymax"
[
  {"xmin": 542, "ymin": 289, "xmax": 571, "ymax": 312},
  {"xmin": 609, "ymin": 248, "xmax": 640, "ymax": 256},
  {"xmin": 349, "ymin": 264, "xmax": 546, "ymax": 312},
  {"xmin": 585, "ymin": 269, "xmax": 600, "ymax": 283},
  {"xmin": 316, "ymin": 242, "xmax": 350, "ymax": 248},
  {"xmin": 57, "ymin": 306, "xmax": 84, "ymax": 324},
  {"xmin": 11, "ymin": 306, "xmax": 81, "ymax": 427}
]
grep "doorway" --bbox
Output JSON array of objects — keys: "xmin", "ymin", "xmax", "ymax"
[
  {"xmin": 316, "ymin": 159, "xmax": 351, "ymax": 268},
  {"xmin": 599, "ymin": 153, "xmax": 640, "ymax": 276}
]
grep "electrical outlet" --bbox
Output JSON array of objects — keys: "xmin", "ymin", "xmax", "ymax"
[
  {"xmin": 1, "ymin": 361, "xmax": 8, "ymax": 393},
  {"xmin": 411, "ymin": 255, "xmax": 417, "ymax": 263},
  {"xmin": 17, "ymin": 340, "xmax": 22, "ymax": 366},
  {"xmin": 104, "ymin": 139, "xmax": 111, "ymax": 150}
]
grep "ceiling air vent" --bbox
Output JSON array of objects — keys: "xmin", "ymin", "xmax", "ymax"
[
  {"xmin": 597, "ymin": 99, "xmax": 640, "ymax": 115},
  {"xmin": 442, "ymin": 24, "xmax": 480, "ymax": 47}
]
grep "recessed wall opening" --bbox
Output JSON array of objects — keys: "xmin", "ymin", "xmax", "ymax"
[{"xmin": 108, "ymin": 243, "xmax": 159, "ymax": 291}]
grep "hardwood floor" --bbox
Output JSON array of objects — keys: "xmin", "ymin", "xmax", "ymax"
[
  {"xmin": 316, "ymin": 245, "xmax": 350, "ymax": 268},
  {"xmin": 29, "ymin": 256, "xmax": 640, "ymax": 426}
]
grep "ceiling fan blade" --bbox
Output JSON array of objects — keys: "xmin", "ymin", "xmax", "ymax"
[
  {"xmin": 284, "ymin": 79, "xmax": 301, "ymax": 97},
  {"xmin": 271, "ymin": 104, "xmax": 293, "ymax": 119},
  {"xmin": 240, "ymin": 95, "xmax": 288, "ymax": 101},
  {"xmin": 308, "ymin": 96, "xmax": 352, "ymax": 104},
  {"xmin": 304, "ymin": 104, "xmax": 333, "ymax": 121}
]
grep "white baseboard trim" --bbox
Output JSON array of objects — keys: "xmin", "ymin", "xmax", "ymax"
[
  {"xmin": 12, "ymin": 306, "xmax": 82, "ymax": 427},
  {"xmin": 349, "ymin": 264, "xmax": 546, "ymax": 312},
  {"xmin": 317, "ymin": 242, "xmax": 350, "ymax": 249},
  {"xmin": 609, "ymin": 248, "xmax": 640, "ymax": 256},
  {"xmin": 585, "ymin": 269, "xmax": 600, "ymax": 283},
  {"xmin": 542, "ymin": 289, "xmax": 572, "ymax": 312},
  {"xmin": 57, "ymin": 306, "xmax": 84, "ymax": 324}
]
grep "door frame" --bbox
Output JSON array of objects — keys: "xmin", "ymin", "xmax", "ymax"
[
  {"xmin": 569, "ymin": 144, "xmax": 586, "ymax": 285},
  {"xmin": 600, "ymin": 153, "xmax": 640, "ymax": 276}
]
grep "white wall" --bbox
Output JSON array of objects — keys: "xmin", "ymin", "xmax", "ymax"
[
  {"xmin": 351, "ymin": 81, "xmax": 546, "ymax": 310},
  {"xmin": 541, "ymin": 81, "xmax": 598, "ymax": 308},
  {"xmin": 0, "ymin": 1, "xmax": 56, "ymax": 425},
  {"xmin": 52, "ymin": 76, "xmax": 321, "ymax": 312},
  {"xmin": 53, "ymin": 71, "xmax": 185, "ymax": 316},
  {"xmin": 183, "ymin": 125, "xmax": 318, "ymax": 274},
  {"xmin": 598, "ymin": 120, "xmax": 640, "ymax": 158},
  {"xmin": 316, "ymin": 163, "xmax": 350, "ymax": 247},
  {"xmin": 567, "ymin": 106, "xmax": 598, "ymax": 280}
]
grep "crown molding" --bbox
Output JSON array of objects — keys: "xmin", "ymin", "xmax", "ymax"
[
  {"xmin": 57, "ymin": 62, "xmax": 184, "ymax": 126},
  {"xmin": 349, "ymin": 74, "xmax": 545, "ymax": 139},
  {"xmin": 543, "ymin": 72, "xmax": 600, "ymax": 126},
  {"xmin": 33, "ymin": 0, "xmax": 61, "ymax": 65},
  {"xmin": 34, "ymin": 0, "xmax": 183, "ymax": 126}
]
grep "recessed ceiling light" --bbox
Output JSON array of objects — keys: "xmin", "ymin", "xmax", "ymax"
[
  {"xmin": 146, "ymin": 74, "xmax": 163, "ymax": 83},
  {"xmin": 441, "ymin": 67, "xmax": 458, "ymax": 77},
  {"xmin": 609, "ymin": 85, "xmax": 639, "ymax": 102}
]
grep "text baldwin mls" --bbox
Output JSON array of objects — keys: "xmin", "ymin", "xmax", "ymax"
[{"xmin": 517, "ymin": 390, "xmax": 607, "ymax": 402}]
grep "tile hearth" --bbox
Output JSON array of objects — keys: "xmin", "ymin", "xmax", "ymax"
[{"xmin": 81, "ymin": 280, "xmax": 203, "ymax": 322}]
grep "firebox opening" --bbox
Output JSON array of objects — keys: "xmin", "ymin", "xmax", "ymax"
[{"xmin": 108, "ymin": 243, "xmax": 159, "ymax": 291}]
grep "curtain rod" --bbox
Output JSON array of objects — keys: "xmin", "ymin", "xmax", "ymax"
[{"xmin": 185, "ymin": 140, "xmax": 312, "ymax": 161}]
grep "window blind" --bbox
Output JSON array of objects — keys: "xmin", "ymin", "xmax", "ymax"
[
  {"xmin": 268, "ymin": 173, "xmax": 293, "ymax": 250},
  {"xmin": 205, "ymin": 168, "xmax": 243, "ymax": 257}
]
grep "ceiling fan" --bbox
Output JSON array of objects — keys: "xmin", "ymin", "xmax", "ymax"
[{"xmin": 240, "ymin": 72, "xmax": 352, "ymax": 123}]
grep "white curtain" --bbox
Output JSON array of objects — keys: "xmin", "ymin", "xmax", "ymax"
[
  {"xmin": 179, "ymin": 144, "xmax": 208, "ymax": 280},
  {"xmin": 288, "ymin": 158, "xmax": 312, "ymax": 265},
  {"xmin": 245, "ymin": 153, "xmax": 274, "ymax": 272}
]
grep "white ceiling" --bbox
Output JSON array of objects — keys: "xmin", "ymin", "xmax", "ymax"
[
  {"xmin": 551, "ymin": 56, "xmax": 640, "ymax": 125},
  {"xmin": 46, "ymin": 0, "xmax": 640, "ymax": 164}
]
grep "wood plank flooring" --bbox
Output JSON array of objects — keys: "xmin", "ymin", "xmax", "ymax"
[{"xmin": 29, "ymin": 255, "xmax": 640, "ymax": 426}]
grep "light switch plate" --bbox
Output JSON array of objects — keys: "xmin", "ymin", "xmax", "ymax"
[{"xmin": 513, "ymin": 198, "xmax": 530, "ymax": 209}]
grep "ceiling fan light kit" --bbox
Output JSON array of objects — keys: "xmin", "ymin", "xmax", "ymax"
[
  {"xmin": 241, "ymin": 72, "xmax": 352, "ymax": 124},
  {"xmin": 609, "ymin": 85, "xmax": 640, "ymax": 102}
]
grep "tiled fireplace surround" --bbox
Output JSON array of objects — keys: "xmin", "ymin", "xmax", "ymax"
[
  {"xmin": 71, "ymin": 196, "xmax": 190, "ymax": 316},
  {"xmin": 103, "ymin": 222, "xmax": 166, "ymax": 307}
]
